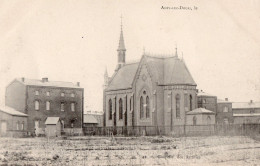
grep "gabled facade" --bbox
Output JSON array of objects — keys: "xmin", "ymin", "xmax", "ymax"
[{"xmin": 103, "ymin": 23, "xmax": 198, "ymax": 132}]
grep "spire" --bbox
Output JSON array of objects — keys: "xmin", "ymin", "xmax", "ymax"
[
  {"xmin": 175, "ymin": 45, "xmax": 178, "ymax": 57},
  {"xmin": 118, "ymin": 15, "xmax": 126, "ymax": 51}
]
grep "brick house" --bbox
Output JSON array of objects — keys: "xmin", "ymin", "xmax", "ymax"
[
  {"xmin": 103, "ymin": 23, "xmax": 198, "ymax": 134},
  {"xmin": 0, "ymin": 106, "xmax": 28, "ymax": 137},
  {"xmin": 217, "ymin": 98, "xmax": 233, "ymax": 124},
  {"xmin": 197, "ymin": 91, "xmax": 217, "ymax": 113},
  {"xmin": 5, "ymin": 77, "xmax": 84, "ymax": 134}
]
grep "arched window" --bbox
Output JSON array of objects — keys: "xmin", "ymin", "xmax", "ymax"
[
  {"xmin": 35, "ymin": 101, "xmax": 39, "ymax": 110},
  {"xmin": 21, "ymin": 122, "xmax": 24, "ymax": 130},
  {"xmin": 193, "ymin": 116, "xmax": 197, "ymax": 125},
  {"xmin": 130, "ymin": 97, "xmax": 132, "ymax": 111},
  {"xmin": 71, "ymin": 103, "xmax": 75, "ymax": 112},
  {"xmin": 189, "ymin": 95, "xmax": 193, "ymax": 111},
  {"xmin": 119, "ymin": 98, "xmax": 123, "ymax": 120},
  {"xmin": 46, "ymin": 101, "xmax": 50, "ymax": 110},
  {"xmin": 140, "ymin": 96, "xmax": 144, "ymax": 118},
  {"xmin": 109, "ymin": 99, "xmax": 112, "ymax": 120},
  {"xmin": 176, "ymin": 94, "xmax": 180, "ymax": 118},
  {"xmin": 146, "ymin": 96, "xmax": 150, "ymax": 118}
]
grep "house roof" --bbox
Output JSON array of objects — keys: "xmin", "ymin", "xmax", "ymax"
[
  {"xmin": 186, "ymin": 108, "xmax": 215, "ymax": 115},
  {"xmin": 106, "ymin": 54, "xmax": 196, "ymax": 91},
  {"xmin": 217, "ymin": 99, "xmax": 232, "ymax": 103},
  {"xmin": 0, "ymin": 106, "xmax": 28, "ymax": 117},
  {"xmin": 45, "ymin": 117, "xmax": 60, "ymax": 125},
  {"xmin": 84, "ymin": 114, "xmax": 98, "ymax": 124},
  {"xmin": 232, "ymin": 102, "xmax": 260, "ymax": 109},
  {"xmin": 233, "ymin": 113, "xmax": 260, "ymax": 117},
  {"xmin": 197, "ymin": 91, "xmax": 216, "ymax": 97},
  {"xmin": 15, "ymin": 78, "xmax": 82, "ymax": 89}
]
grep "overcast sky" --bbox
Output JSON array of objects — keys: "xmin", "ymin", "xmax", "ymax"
[{"xmin": 0, "ymin": 0, "xmax": 259, "ymax": 113}]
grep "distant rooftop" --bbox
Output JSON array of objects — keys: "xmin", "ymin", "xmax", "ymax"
[
  {"xmin": 84, "ymin": 114, "xmax": 98, "ymax": 124},
  {"xmin": 0, "ymin": 106, "xmax": 28, "ymax": 117},
  {"xmin": 197, "ymin": 90, "xmax": 216, "ymax": 97},
  {"xmin": 217, "ymin": 98, "xmax": 232, "ymax": 103},
  {"xmin": 45, "ymin": 117, "xmax": 61, "ymax": 125},
  {"xmin": 233, "ymin": 101, "xmax": 260, "ymax": 109},
  {"xmin": 14, "ymin": 77, "xmax": 82, "ymax": 89}
]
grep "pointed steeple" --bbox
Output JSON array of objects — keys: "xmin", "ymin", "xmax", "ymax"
[
  {"xmin": 103, "ymin": 67, "xmax": 109, "ymax": 89},
  {"xmin": 116, "ymin": 15, "xmax": 126, "ymax": 70}
]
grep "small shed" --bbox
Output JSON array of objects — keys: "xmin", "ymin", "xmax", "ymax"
[
  {"xmin": 83, "ymin": 114, "xmax": 99, "ymax": 127},
  {"xmin": 45, "ymin": 117, "xmax": 62, "ymax": 137}
]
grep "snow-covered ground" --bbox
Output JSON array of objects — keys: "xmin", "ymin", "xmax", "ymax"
[{"xmin": 0, "ymin": 135, "xmax": 260, "ymax": 165}]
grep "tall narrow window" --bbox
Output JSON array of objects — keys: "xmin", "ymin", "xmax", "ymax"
[
  {"xmin": 176, "ymin": 94, "xmax": 180, "ymax": 118},
  {"xmin": 71, "ymin": 93, "xmax": 75, "ymax": 97},
  {"xmin": 175, "ymin": 94, "xmax": 181, "ymax": 118},
  {"xmin": 193, "ymin": 116, "xmax": 197, "ymax": 125},
  {"xmin": 109, "ymin": 99, "xmax": 112, "ymax": 120},
  {"xmin": 71, "ymin": 103, "xmax": 75, "ymax": 112},
  {"xmin": 61, "ymin": 102, "xmax": 65, "ymax": 111},
  {"xmin": 146, "ymin": 96, "xmax": 150, "ymax": 118},
  {"xmin": 168, "ymin": 93, "xmax": 171, "ymax": 109},
  {"xmin": 207, "ymin": 116, "xmax": 211, "ymax": 125},
  {"xmin": 46, "ymin": 91, "xmax": 50, "ymax": 96},
  {"xmin": 119, "ymin": 98, "xmax": 123, "ymax": 119},
  {"xmin": 61, "ymin": 92, "xmax": 65, "ymax": 97},
  {"xmin": 35, "ymin": 101, "xmax": 39, "ymax": 110},
  {"xmin": 140, "ymin": 96, "xmax": 144, "ymax": 118},
  {"xmin": 35, "ymin": 91, "xmax": 39, "ymax": 95},
  {"xmin": 189, "ymin": 95, "xmax": 193, "ymax": 111},
  {"xmin": 46, "ymin": 101, "xmax": 50, "ymax": 110},
  {"xmin": 21, "ymin": 122, "xmax": 24, "ymax": 130},
  {"xmin": 16, "ymin": 122, "xmax": 19, "ymax": 130},
  {"xmin": 130, "ymin": 97, "xmax": 132, "ymax": 111}
]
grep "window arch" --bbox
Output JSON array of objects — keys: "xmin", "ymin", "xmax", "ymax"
[
  {"xmin": 130, "ymin": 97, "xmax": 132, "ymax": 111},
  {"xmin": 119, "ymin": 98, "xmax": 123, "ymax": 120},
  {"xmin": 146, "ymin": 96, "xmax": 150, "ymax": 118},
  {"xmin": 176, "ymin": 94, "xmax": 180, "ymax": 118},
  {"xmin": 193, "ymin": 116, "xmax": 197, "ymax": 125},
  {"xmin": 189, "ymin": 95, "xmax": 193, "ymax": 111},
  {"xmin": 140, "ymin": 96, "xmax": 144, "ymax": 118},
  {"xmin": 35, "ymin": 101, "xmax": 39, "ymax": 110},
  {"xmin": 109, "ymin": 99, "xmax": 112, "ymax": 120}
]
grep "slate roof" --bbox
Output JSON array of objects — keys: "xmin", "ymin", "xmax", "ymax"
[
  {"xmin": 0, "ymin": 106, "xmax": 28, "ymax": 117},
  {"xmin": 186, "ymin": 108, "xmax": 215, "ymax": 115},
  {"xmin": 217, "ymin": 99, "xmax": 232, "ymax": 103},
  {"xmin": 84, "ymin": 114, "xmax": 98, "ymax": 124},
  {"xmin": 15, "ymin": 78, "xmax": 82, "ymax": 89},
  {"xmin": 106, "ymin": 55, "xmax": 196, "ymax": 91},
  {"xmin": 232, "ymin": 102, "xmax": 260, "ymax": 109},
  {"xmin": 45, "ymin": 117, "xmax": 60, "ymax": 125},
  {"xmin": 233, "ymin": 113, "xmax": 260, "ymax": 117}
]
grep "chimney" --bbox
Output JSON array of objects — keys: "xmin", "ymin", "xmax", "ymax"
[
  {"xmin": 77, "ymin": 82, "xmax": 80, "ymax": 87},
  {"xmin": 250, "ymin": 100, "xmax": 253, "ymax": 103},
  {"xmin": 225, "ymin": 98, "xmax": 228, "ymax": 101},
  {"xmin": 21, "ymin": 77, "xmax": 25, "ymax": 82},
  {"xmin": 42, "ymin": 77, "xmax": 48, "ymax": 82}
]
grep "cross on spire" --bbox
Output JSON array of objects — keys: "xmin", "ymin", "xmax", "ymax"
[{"xmin": 120, "ymin": 15, "xmax": 123, "ymax": 30}]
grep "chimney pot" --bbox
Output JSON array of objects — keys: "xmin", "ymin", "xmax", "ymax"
[
  {"xmin": 42, "ymin": 77, "xmax": 48, "ymax": 82},
  {"xmin": 250, "ymin": 100, "xmax": 253, "ymax": 103},
  {"xmin": 77, "ymin": 82, "xmax": 80, "ymax": 87},
  {"xmin": 21, "ymin": 77, "xmax": 25, "ymax": 82},
  {"xmin": 225, "ymin": 98, "xmax": 228, "ymax": 101}
]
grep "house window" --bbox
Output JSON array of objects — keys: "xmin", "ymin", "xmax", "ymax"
[
  {"xmin": 35, "ymin": 91, "xmax": 39, "ymax": 95},
  {"xmin": 21, "ymin": 122, "xmax": 24, "ymax": 130},
  {"xmin": 176, "ymin": 94, "xmax": 180, "ymax": 118},
  {"xmin": 223, "ymin": 106, "xmax": 228, "ymax": 112},
  {"xmin": 140, "ymin": 96, "xmax": 144, "ymax": 118},
  {"xmin": 71, "ymin": 103, "xmax": 75, "ymax": 112},
  {"xmin": 223, "ymin": 118, "xmax": 228, "ymax": 124},
  {"xmin": 46, "ymin": 101, "xmax": 50, "ymax": 110},
  {"xmin": 61, "ymin": 92, "xmax": 65, "ymax": 97},
  {"xmin": 61, "ymin": 120, "xmax": 64, "ymax": 130},
  {"xmin": 130, "ymin": 97, "xmax": 132, "ymax": 111},
  {"xmin": 168, "ymin": 93, "xmax": 171, "ymax": 109},
  {"xmin": 16, "ymin": 122, "xmax": 19, "ymax": 130},
  {"xmin": 146, "ymin": 96, "xmax": 150, "ymax": 118},
  {"xmin": 119, "ymin": 98, "xmax": 123, "ymax": 120},
  {"xmin": 71, "ymin": 93, "xmax": 75, "ymax": 97},
  {"xmin": 193, "ymin": 116, "xmax": 197, "ymax": 125},
  {"xmin": 109, "ymin": 99, "xmax": 112, "ymax": 120},
  {"xmin": 189, "ymin": 95, "xmax": 193, "ymax": 111},
  {"xmin": 203, "ymin": 99, "xmax": 206, "ymax": 103},
  {"xmin": 61, "ymin": 102, "xmax": 65, "ymax": 111},
  {"xmin": 35, "ymin": 101, "xmax": 39, "ymax": 110},
  {"xmin": 46, "ymin": 91, "xmax": 50, "ymax": 96},
  {"xmin": 207, "ymin": 116, "xmax": 211, "ymax": 124}
]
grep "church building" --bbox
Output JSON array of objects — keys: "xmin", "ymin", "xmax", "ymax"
[{"xmin": 103, "ymin": 23, "xmax": 198, "ymax": 134}]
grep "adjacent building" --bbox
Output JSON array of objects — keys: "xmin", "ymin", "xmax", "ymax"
[
  {"xmin": 217, "ymin": 98, "xmax": 233, "ymax": 124},
  {"xmin": 0, "ymin": 106, "xmax": 28, "ymax": 137},
  {"xmin": 5, "ymin": 77, "xmax": 84, "ymax": 134},
  {"xmin": 232, "ymin": 100, "xmax": 260, "ymax": 124}
]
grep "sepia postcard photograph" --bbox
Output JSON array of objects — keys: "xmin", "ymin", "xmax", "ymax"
[{"xmin": 0, "ymin": 0, "xmax": 259, "ymax": 165}]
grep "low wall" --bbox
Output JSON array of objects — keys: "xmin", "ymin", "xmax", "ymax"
[{"xmin": 63, "ymin": 128, "xmax": 83, "ymax": 136}]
